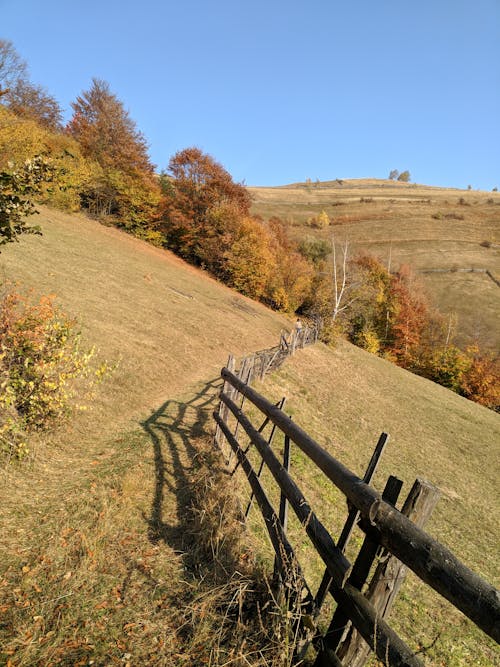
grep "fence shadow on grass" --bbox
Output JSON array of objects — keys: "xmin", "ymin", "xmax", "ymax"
[{"xmin": 140, "ymin": 377, "xmax": 222, "ymax": 551}]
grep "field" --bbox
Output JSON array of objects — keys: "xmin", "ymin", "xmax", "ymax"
[
  {"xmin": 250, "ymin": 179, "xmax": 500, "ymax": 351},
  {"xmin": 0, "ymin": 205, "xmax": 498, "ymax": 666},
  {"xmin": 242, "ymin": 342, "xmax": 499, "ymax": 665}
]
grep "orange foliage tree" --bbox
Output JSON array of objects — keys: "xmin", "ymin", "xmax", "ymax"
[
  {"xmin": 67, "ymin": 78, "xmax": 160, "ymax": 231},
  {"xmin": 387, "ymin": 265, "xmax": 429, "ymax": 366},
  {"xmin": 460, "ymin": 347, "xmax": 500, "ymax": 409},
  {"xmin": 160, "ymin": 147, "xmax": 251, "ymax": 264}
]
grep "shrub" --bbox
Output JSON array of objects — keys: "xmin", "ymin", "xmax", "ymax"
[
  {"xmin": 0, "ymin": 155, "xmax": 54, "ymax": 247},
  {"xmin": 0, "ymin": 289, "xmax": 113, "ymax": 459}
]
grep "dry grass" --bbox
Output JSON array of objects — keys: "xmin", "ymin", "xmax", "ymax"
[
  {"xmin": 0, "ymin": 382, "xmax": 305, "ymax": 666},
  {"xmin": 250, "ymin": 179, "xmax": 500, "ymax": 351},
  {"xmin": 1, "ymin": 204, "xmax": 498, "ymax": 665},
  {"xmin": 0, "ymin": 206, "xmax": 291, "ymax": 444},
  {"xmin": 234, "ymin": 340, "xmax": 500, "ymax": 666}
]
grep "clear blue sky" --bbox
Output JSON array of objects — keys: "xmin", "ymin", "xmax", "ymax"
[{"xmin": 1, "ymin": 0, "xmax": 499, "ymax": 189}]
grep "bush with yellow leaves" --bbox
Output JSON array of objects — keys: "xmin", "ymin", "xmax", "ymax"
[{"xmin": 0, "ymin": 288, "xmax": 113, "ymax": 460}]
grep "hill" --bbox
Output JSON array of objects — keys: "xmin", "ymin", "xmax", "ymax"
[
  {"xmin": 249, "ymin": 179, "xmax": 500, "ymax": 352},
  {"xmin": 0, "ymin": 206, "xmax": 291, "ymax": 441},
  {"xmin": 0, "ymin": 206, "xmax": 498, "ymax": 666}
]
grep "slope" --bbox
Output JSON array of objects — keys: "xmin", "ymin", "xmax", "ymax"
[
  {"xmin": 0, "ymin": 205, "xmax": 291, "ymax": 442},
  {"xmin": 0, "ymin": 206, "xmax": 498, "ymax": 666},
  {"xmin": 247, "ymin": 340, "xmax": 499, "ymax": 665},
  {"xmin": 250, "ymin": 179, "xmax": 500, "ymax": 351}
]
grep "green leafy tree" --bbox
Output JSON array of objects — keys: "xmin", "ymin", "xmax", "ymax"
[
  {"xmin": 397, "ymin": 170, "xmax": 411, "ymax": 182},
  {"xmin": 0, "ymin": 156, "xmax": 54, "ymax": 247},
  {"xmin": 298, "ymin": 237, "xmax": 331, "ymax": 265}
]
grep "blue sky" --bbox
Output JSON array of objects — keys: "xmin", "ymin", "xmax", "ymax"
[{"xmin": 1, "ymin": 0, "xmax": 499, "ymax": 189}]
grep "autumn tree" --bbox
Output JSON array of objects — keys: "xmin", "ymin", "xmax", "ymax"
[
  {"xmin": 225, "ymin": 217, "xmax": 275, "ymax": 298},
  {"xmin": 460, "ymin": 347, "xmax": 500, "ymax": 409},
  {"xmin": 0, "ymin": 39, "xmax": 26, "ymax": 98},
  {"xmin": 0, "ymin": 156, "xmax": 54, "ymax": 248},
  {"xmin": 0, "ymin": 39, "xmax": 62, "ymax": 130},
  {"xmin": 6, "ymin": 79, "xmax": 62, "ymax": 131},
  {"xmin": 160, "ymin": 147, "xmax": 251, "ymax": 264},
  {"xmin": 68, "ymin": 79, "xmax": 153, "ymax": 175},
  {"xmin": 387, "ymin": 264, "xmax": 429, "ymax": 365},
  {"xmin": 67, "ymin": 79, "xmax": 160, "ymax": 231},
  {"xmin": 265, "ymin": 217, "xmax": 314, "ymax": 312}
]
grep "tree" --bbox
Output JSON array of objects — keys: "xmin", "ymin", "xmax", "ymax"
[
  {"xmin": 298, "ymin": 237, "xmax": 331, "ymax": 265},
  {"xmin": 397, "ymin": 170, "xmax": 411, "ymax": 182},
  {"xmin": 67, "ymin": 79, "xmax": 160, "ymax": 228},
  {"xmin": 0, "ymin": 156, "xmax": 54, "ymax": 248},
  {"xmin": 389, "ymin": 169, "xmax": 399, "ymax": 180},
  {"xmin": 6, "ymin": 79, "xmax": 62, "ymax": 131},
  {"xmin": 0, "ymin": 39, "xmax": 62, "ymax": 130},
  {"xmin": 0, "ymin": 39, "xmax": 27, "ymax": 98},
  {"xmin": 460, "ymin": 347, "xmax": 500, "ymax": 409},
  {"xmin": 265, "ymin": 218, "xmax": 314, "ymax": 312},
  {"xmin": 346, "ymin": 254, "xmax": 392, "ymax": 351},
  {"xmin": 387, "ymin": 265, "xmax": 429, "ymax": 365},
  {"xmin": 224, "ymin": 217, "xmax": 275, "ymax": 298},
  {"xmin": 67, "ymin": 78, "xmax": 153, "ymax": 175},
  {"xmin": 160, "ymin": 147, "xmax": 251, "ymax": 263}
]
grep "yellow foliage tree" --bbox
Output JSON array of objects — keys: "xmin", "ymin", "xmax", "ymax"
[
  {"xmin": 225, "ymin": 217, "xmax": 275, "ymax": 299},
  {"xmin": 0, "ymin": 106, "xmax": 98, "ymax": 212}
]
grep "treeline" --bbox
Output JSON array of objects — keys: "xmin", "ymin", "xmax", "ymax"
[
  {"xmin": 308, "ymin": 252, "xmax": 499, "ymax": 409},
  {"xmin": 1, "ymin": 39, "xmax": 498, "ymax": 411}
]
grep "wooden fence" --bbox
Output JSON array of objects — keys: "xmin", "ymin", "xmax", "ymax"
[{"xmin": 212, "ymin": 349, "xmax": 500, "ymax": 666}]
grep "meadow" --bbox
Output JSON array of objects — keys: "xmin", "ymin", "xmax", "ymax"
[
  {"xmin": 250, "ymin": 179, "xmax": 500, "ymax": 351},
  {"xmin": 0, "ymin": 204, "xmax": 498, "ymax": 666}
]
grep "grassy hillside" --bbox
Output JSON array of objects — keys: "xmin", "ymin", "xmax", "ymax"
[
  {"xmin": 244, "ymin": 341, "xmax": 499, "ymax": 665},
  {"xmin": 0, "ymin": 206, "xmax": 291, "ymax": 441},
  {"xmin": 250, "ymin": 179, "xmax": 500, "ymax": 351},
  {"xmin": 0, "ymin": 206, "xmax": 498, "ymax": 666}
]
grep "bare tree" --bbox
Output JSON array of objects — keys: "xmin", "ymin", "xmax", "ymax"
[
  {"xmin": 0, "ymin": 39, "xmax": 27, "ymax": 97},
  {"xmin": 0, "ymin": 39, "xmax": 62, "ymax": 129},
  {"xmin": 331, "ymin": 235, "xmax": 358, "ymax": 321}
]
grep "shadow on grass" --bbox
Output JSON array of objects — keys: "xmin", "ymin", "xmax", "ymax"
[{"xmin": 140, "ymin": 377, "xmax": 222, "ymax": 551}]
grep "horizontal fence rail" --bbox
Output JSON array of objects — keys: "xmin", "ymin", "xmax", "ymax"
[{"xmin": 215, "ymin": 365, "xmax": 500, "ymax": 665}]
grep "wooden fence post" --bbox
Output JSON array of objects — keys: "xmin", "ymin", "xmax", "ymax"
[
  {"xmin": 312, "ymin": 475, "xmax": 403, "ymax": 666},
  {"xmin": 215, "ymin": 354, "xmax": 235, "ymax": 451},
  {"xmin": 244, "ymin": 398, "xmax": 286, "ymax": 518},
  {"xmin": 336, "ymin": 479, "xmax": 441, "ymax": 666},
  {"xmin": 274, "ymin": 432, "xmax": 291, "ymax": 585},
  {"xmin": 315, "ymin": 433, "xmax": 389, "ymax": 610}
]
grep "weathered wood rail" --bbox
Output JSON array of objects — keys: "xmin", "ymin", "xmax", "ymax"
[{"xmin": 213, "ymin": 362, "xmax": 500, "ymax": 666}]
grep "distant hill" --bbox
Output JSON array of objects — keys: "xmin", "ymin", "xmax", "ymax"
[{"xmin": 250, "ymin": 179, "xmax": 500, "ymax": 351}]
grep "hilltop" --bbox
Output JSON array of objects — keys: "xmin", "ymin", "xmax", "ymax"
[
  {"xmin": 0, "ymin": 205, "xmax": 498, "ymax": 666},
  {"xmin": 250, "ymin": 178, "xmax": 500, "ymax": 352}
]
